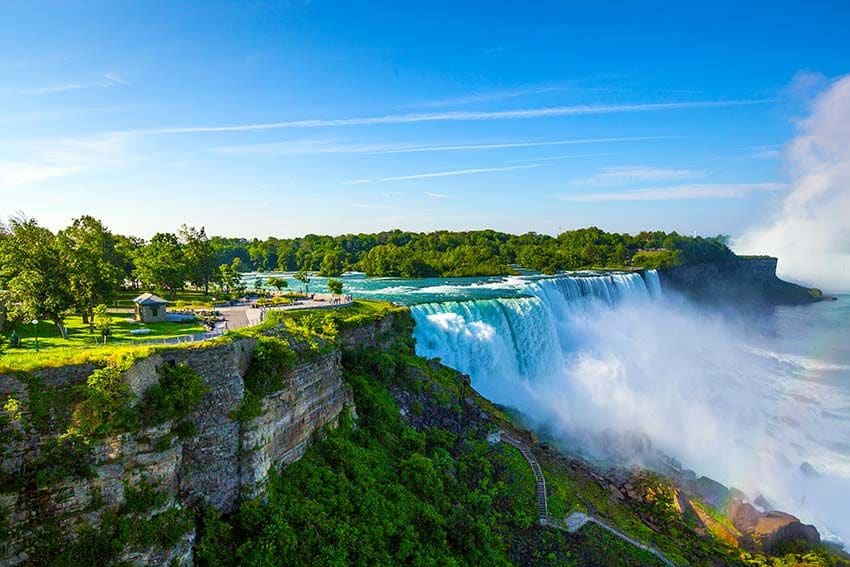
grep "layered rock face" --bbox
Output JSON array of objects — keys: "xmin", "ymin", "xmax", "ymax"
[
  {"xmin": 0, "ymin": 336, "xmax": 355, "ymax": 565},
  {"xmin": 659, "ymin": 257, "xmax": 823, "ymax": 306}
]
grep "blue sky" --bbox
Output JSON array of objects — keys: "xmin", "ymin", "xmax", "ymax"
[{"xmin": 2, "ymin": 1, "xmax": 849, "ymax": 239}]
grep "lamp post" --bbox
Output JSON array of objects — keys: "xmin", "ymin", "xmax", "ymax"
[{"xmin": 31, "ymin": 319, "xmax": 39, "ymax": 352}]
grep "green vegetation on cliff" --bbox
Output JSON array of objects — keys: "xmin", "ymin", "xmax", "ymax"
[{"xmin": 2, "ymin": 303, "xmax": 846, "ymax": 567}]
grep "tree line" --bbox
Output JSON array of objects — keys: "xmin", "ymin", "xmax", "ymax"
[
  {"xmin": 209, "ymin": 227, "xmax": 734, "ymax": 277},
  {"xmin": 0, "ymin": 215, "xmax": 735, "ymax": 337}
]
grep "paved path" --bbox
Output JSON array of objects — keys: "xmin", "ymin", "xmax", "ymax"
[
  {"xmin": 499, "ymin": 432, "xmax": 676, "ymax": 566},
  {"xmin": 127, "ymin": 295, "xmax": 353, "ymax": 346},
  {"xmin": 214, "ymin": 294, "xmax": 354, "ymax": 331}
]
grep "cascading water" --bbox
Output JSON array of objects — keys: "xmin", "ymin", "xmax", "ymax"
[
  {"xmin": 411, "ymin": 271, "xmax": 657, "ymax": 398},
  {"xmin": 410, "ymin": 269, "xmax": 850, "ymax": 544}
]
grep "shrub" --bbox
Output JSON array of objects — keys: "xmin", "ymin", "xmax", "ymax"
[
  {"xmin": 72, "ymin": 366, "xmax": 136, "ymax": 437},
  {"xmin": 232, "ymin": 390, "xmax": 264, "ymax": 423},
  {"xmin": 123, "ymin": 477, "xmax": 168, "ymax": 514},
  {"xmin": 244, "ymin": 337, "xmax": 295, "ymax": 396},
  {"xmin": 137, "ymin": 363, "xmax": 206, "ymax": 426},
  {"xmin": 196, "ymin": 508, "xmax": 237, "ymax": 567},
  {"xmin": 33, "ymin": 433, "xmax": 95, "ymax": 487}
]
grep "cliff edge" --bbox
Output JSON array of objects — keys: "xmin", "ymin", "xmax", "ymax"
[{"xmin": 659, "ymin": 257, "xmax": 826, "ymax": 306}]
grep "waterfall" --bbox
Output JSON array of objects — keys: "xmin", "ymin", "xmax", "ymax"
[
  {"xmin": 411, "ymin": 271, "xmax": 658, "ymax": 396},
  {"xmin": 644, "ymin": 269, "xmax": 663, "ymax": 298},
  {"xmin": 413, "ymin": 269, "xmax": 850, "ymax": 545}
]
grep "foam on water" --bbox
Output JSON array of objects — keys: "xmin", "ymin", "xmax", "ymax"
[{"xmin": 410, "ymin": 272, "xmax": 850, "ymax": 545}]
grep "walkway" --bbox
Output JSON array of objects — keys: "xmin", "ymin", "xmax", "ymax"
[
  {"xmin": 498, "ymin": 432, "xmax": 676, "ymax": 566},
  {"xmin": 127, "ymin": 294, "xmax": 353, "ymax": 346}
]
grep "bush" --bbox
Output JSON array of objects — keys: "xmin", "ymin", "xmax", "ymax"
[
  {"xmin": 123, "ymin": 477, "xmax": 167, "ymax": 514},
  {"xmin": 72, "ymin": 366, "xmax": 136, "ymax": 437},
  {"xmin": 232, "ymin": 390, "xmax": 264, "ymax": 423},
  {"xmin": 33, "ymin": 433, "xmax": 95, "ymax": 487},
  {"xmin": 632, "ymin": 249, "xmax": 682, "ymax": 269},
  {"xmin": 137, "ymin": 363, "xmax": 206, "ymax": 427},
  {"xmin": 196, "ymin": 508, "xmax": 236, "ymax": 567},
  {"xmin": 244, "ymin": 337, "xmax": 295, "ymax": 396}
]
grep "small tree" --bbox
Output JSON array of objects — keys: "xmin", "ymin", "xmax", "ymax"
[
  {"xmin": 327, "ymin": 278, "xmax": 343, "ymax": 296},
  {"xmin": 93, "ymin": 303, "xmax": 114, "ymax": 344},
  {"xmin": 294, "ymin": 269, "xmax": 311, "ymax": 295},
  {"xmin": 254, "ymin": 277, "xmax": 264, "ymax": 291},
  {"xmin": 267, "ymin": 276, "xmax": 288, "ymax": 293}
]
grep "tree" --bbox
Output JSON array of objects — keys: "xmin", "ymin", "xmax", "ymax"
[
  {"xmin": 58, "ymin": 216, "xmax": 122, "ymax": 329},
  {"xmin": 318, "ymin": 251, "xmax": 345, "ymax": 277},
  {"xmin": 92, "ymin": 303, "xmax": 114, "ymax": 344},
  {"xmin": 180, "ymin": 225, "xmax": 217, "ymax": 294},
  {"xmin": 0, "ymin": 216, "xmax": 73, "ymax": 338},
  {"xmin": 217, "ymin": 258, "xmax": 245, "ymax": 296},
  {"xmin": 113, "ymin": 234, "xmax": 143, "ymax": 289},
  {"xmin": 327, "ymin": 278, "xmax": 343, "ymax": 295},
  {"xmin": 294, "ymin": 269, "xmax": 311, "ymax": 295},
  {"xmin": 134, "ymin": 233, "xmax": 187, "ymax": 296},
  {"xmin": 254, "ymin": 277, "xmax": 264, "ymax": 291},
  {"xmin": 267, "ymin": 276, "xmax": 288, "ymax": 293}
]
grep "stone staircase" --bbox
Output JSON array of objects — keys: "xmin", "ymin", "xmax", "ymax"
[
  {"xmin": 498, "ymin": 431, "xmax": 676, "ymax": 566},
  {"xmin": 501, "ymin": 433, "xmax": 548, "ymax": 523}
]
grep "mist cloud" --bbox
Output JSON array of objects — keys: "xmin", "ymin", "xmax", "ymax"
[{"xmin": 736, "ymin": 74, "xmax": 850, "ymax": 292}]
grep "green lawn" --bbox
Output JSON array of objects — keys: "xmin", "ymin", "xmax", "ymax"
[{"xmin": 3, "ymin": 310, "xmax": 205, "ymax": 349}]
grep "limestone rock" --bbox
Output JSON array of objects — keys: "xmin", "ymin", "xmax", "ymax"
[{"xmin": 754, "ymin": 511, "xmax": 820, "ymax": 551}]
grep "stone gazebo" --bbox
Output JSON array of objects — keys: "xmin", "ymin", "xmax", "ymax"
[{"xmin": 133, "ymin": 293, "xmax": 168, "ymax": 323}]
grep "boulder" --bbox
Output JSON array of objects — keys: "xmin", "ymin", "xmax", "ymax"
[
  {"xmin": 724, "ymin": 498, "xmax": 762, "ymax": 534},
  {"xmin": 753, "ymin": 511, "xmax": 820, "ymax": 552}
]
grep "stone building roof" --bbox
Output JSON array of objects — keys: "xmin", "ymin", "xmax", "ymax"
[{"xmin": 133, "ymin": 293, "xmax": 168, "ymax": 305}]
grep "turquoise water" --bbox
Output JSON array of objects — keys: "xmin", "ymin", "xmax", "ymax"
[
  {"xmin": 244, "ymin": 270, "xmax": 849, "ymax": 544},
  {"xmin": 243, "ymin": 269, "xmax": 647, "ymax": 304}
]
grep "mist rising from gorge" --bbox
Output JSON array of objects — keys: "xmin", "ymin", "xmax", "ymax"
[
  {"xmin": 736, "ymin": 73, "xmax": 850, "ymax": 292},
  {"xmin": 412, "ymin": 275, "xmax": 850, "ymax": 544},
  {"xmin": 523, "ymin": 294, "xmax": 850, "ymax": 545}
]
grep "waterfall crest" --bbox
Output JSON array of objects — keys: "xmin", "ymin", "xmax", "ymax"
[{"xmin": 411, "ymin": 271, "xmax": 657, "ymax": 394}]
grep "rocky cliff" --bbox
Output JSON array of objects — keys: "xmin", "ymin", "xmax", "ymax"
[
  {"xmin": 659, "ymin": 256, "xmax": 825, "ymax": 306},
  {"xmin": 0, "ymin": 327, "xmax": 366, "ymax": 565}
]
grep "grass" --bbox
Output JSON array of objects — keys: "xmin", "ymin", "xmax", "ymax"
[
  {"xmin": 0, "ymin": 299, "xmax": 405, "ymax": 375},
  {"xmin": 268, "ymin": 298, "xmax": 406, "ymax": 327},
  {"xmin": 0, "ymin": 334, "xmax": 234, "ymax": 375},
  {"xmin": 1, "ymin": 309, "xmax": 205, "ymax": 355}
]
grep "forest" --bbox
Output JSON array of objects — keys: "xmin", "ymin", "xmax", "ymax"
[
  {"xmin": 208, "ymin": 227, "xmax": 734, "ymax": 277},
  {"xmin": 0, "ymin": 214, "xmax": 735, "ymax": 340}
]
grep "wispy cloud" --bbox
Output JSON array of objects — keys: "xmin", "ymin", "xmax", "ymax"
[
  {"xmin": 554, "ymin": 182, "xmax": 786, "ymax": 202},
  {"xmin": 513, "ymin": 152, "xmax": 612, "ymax": 163},
  {"xmin": 0, "ymin": 133, "xmax": 135, "ymax": 190},
  {"xmin": 130, "ymin": 99, "xmax": 775, "ymax": 135},
  {"xmin": 215, "ymin": 136, "xmax": 676, "ymax": 158},
  {"xmin": 425, "ymin": 192, "xmax": 455, "ymax": 199},
  {"xmin": 408, "ymin": 84, "xmax": 571, "ymax": 108},
  {"xmin": 369, "ymin": 136, "xmax": 676, "ymax": 155},
  {"xmin": 19, "ymin": 73, "xmax": 129, "ymax": 95},
  {"xmin": 571, "ymin": 166, "xmax": 705, "ymax": 186},
  {"xmin": 345, "ymin": 163, "xmax": 542, "ymax": 185}
]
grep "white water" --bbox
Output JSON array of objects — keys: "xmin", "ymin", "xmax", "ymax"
[{"xmin": 411, "ymin": 271, "xmax": 850, "ymax": 545}]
